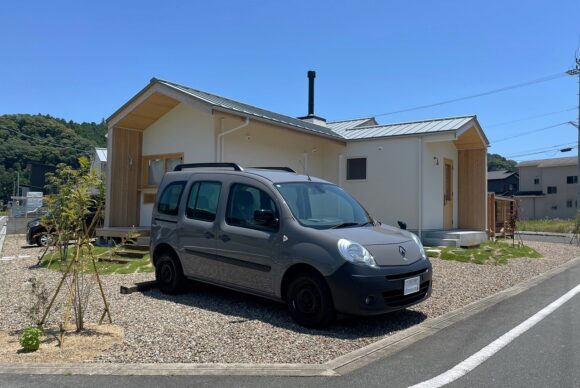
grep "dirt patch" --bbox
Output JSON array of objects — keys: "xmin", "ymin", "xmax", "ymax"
[{"xmin": 0, "ymin": 324, "xmax": 123, "ymax": 363}]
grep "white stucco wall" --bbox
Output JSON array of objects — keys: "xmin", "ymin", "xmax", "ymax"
[
  {"xmin": 222, "ymin": 119, "xmax": 345, "ymax": 184},
  {"xmin": 140, "ymin": 102, "xmax": 215, "ymax": 225},
  {"xmin": 341, "ymin": 138, "xmax": 421, "ymax": 229}
]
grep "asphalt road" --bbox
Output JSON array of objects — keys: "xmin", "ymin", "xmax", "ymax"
[{"xmin": 2, "ymin": 259, "xmax": 579, "ymax": 388}]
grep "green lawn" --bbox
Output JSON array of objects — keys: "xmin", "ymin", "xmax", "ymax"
[
  {"xmin": 517, "ymin": 218, "xmax": 575, "ymax": 234},
  {"xmin": 40, "ymin": 245, "xmax": 154, "ymax": 275},
  {"xmin": 425, "ymin": 240, "xmax": 542, "ymax": 265}
]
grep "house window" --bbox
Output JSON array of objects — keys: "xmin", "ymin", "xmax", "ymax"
[
  {"xmin": 551, "ymin": 205, "xmax": 558, "ymax": 211},
  {"xmin": 533, "ymin": 178, "xmax": 540, "ymax": 185},
  {"xmin": 157, "ymin": 181, "xmax": 186, "ymax": 216},
  {"xmin": 547, "ymin": 186, "xmax": 557, "ymax": 194},
  {"xmin": 567, "ymin": 176, "xmax": 578, "ymax": 184},
  {"xmin": 186, "ymin": 181, "xmax": 222, "ymax": 222},
  {"xmin": 567, "ymin": 200, "xmax": 573, "ymax": 208},
  {"xmin": 142, "ymin": 153, "xmax": 184, "ymax": 187},
  {"xmin": 346, "ymin": 158, "xmax": 367, "ymax": 180}
]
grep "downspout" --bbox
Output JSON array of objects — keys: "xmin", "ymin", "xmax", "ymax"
[
  {"xmin": 418, "ymin": 137, "xmax": 423, "ymax": 239},
  {"xmin": 217, "ymin": 117, "xmax": 250, "ymax": 162},
  {"xmin": 338, "ymin": 153, "xmax": 344, "ymax": 186}
]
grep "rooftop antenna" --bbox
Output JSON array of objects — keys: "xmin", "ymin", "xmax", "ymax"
[{"xmin": 299, "ymin": 158, "xmax": 311, "ymax": 181}]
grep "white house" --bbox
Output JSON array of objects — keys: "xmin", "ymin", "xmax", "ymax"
[
  {"xmin": 101, "ymin": 75, "xmax": 489, "ymax": 244},
  {"xmin": 516, "ymin": 156, "xmax": 579, "ymax": 220},
  {"xmin": 91, "ymin": 147, "xmax": 108, "ymax": 181}
]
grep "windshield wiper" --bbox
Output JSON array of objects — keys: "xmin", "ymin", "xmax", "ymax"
[{"xmin": 331, "ymin": 222, "xmax": 361, "ymax": 229}]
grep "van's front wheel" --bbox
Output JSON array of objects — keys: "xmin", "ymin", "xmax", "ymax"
[
  {"xmin": 286, "ymin": 272, "xmax": 335, "ymax": 328},
  {"xmin": 155, "ymin": 253, "xmax": 185, "ymax": 294}
]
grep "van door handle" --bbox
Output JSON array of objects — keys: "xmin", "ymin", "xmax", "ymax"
[
  {"xmin": 220, "ymin": 234, "xmax": 230, "ymax": 242},
  {"xmin": 204, "ymin": 231, "xmax": 214, "ymax": 239}
]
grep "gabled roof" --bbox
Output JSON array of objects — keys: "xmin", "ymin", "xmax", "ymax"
[
  {"xmin": 154, "ymin": 79, "xmax": 342, "ymax": 140},
  {"xmin": 326, "ymin": 117, "xmax": 378, "ymax": 131},
  {"xmin": 487, "ymin": 170, "xmax": 517, "ymax": 180},
  {"xmin": 517, "ymin": 156, "xmax": 577, "ymax": 168},
  {"xmin": 329, "ymin": 115, "xmax": 484, "ymax": 141}
]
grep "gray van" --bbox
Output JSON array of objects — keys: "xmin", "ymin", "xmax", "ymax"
[{"xmin": 151, "ymin": 163, "xmax": 432, "ymax": 328}]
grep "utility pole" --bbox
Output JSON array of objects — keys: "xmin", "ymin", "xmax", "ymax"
[{"xmin": 567, "ymin": 58, "xmax": 580, "ymax": 230}]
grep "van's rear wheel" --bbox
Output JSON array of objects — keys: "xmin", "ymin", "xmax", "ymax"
[
  {"xmin": 286, "ymin": 272, "xmax": 335, "ymax": 328},
  {"xmin": 155, "ymin": 253, "xmax": 185, "ymax": 294}
]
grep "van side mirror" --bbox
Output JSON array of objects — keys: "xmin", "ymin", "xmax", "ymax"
[{"xmin": 254, "ymin": 209, "xmax": 278, "ymax": 228}]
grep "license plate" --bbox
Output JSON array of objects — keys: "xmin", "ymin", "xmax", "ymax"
[{"xmin": 404, "ymin": 276, "xmax": 420, "ymax": 295}]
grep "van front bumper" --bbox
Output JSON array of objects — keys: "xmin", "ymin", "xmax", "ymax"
[{"xmin": 325, "ymin": 259, "xmax": 432, "ymax": 316}]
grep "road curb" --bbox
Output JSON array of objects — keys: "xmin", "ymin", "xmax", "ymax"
[{"xmin": 1, "ymin": 256, "xmax": 579, "ymax": 377}]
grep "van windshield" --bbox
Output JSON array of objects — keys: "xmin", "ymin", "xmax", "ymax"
[{"xmin": 275, "ymin": 182, "xmax": 373, "ymax": 229}]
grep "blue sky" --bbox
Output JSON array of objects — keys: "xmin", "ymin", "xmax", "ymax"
[{"xmin": 1, "ymin": 0, "xmax": 579, "ymax": 161}]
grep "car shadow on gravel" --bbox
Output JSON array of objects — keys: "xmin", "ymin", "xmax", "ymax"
[{"xmin": 144, "ymin": 280, "xmax": 427, "ymax": 339}]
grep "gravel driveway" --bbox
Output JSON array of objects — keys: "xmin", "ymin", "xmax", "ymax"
[{"xmin": 1, "ymin": 235, "xmax": 579, "ymax": 364}]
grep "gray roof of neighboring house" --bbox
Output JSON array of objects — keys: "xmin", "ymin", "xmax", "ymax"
[
  {"xmin": 487, "ymin": 170, "xmax": 517, "ymax": 180},
  {"xmin": 155, "ymin": 79, "xmax": 342, "ymax": 140},
  {"xmin": 330, "ymin": 116, "xmax": 477, "ymax": 140},
  {"xmin": 95, "ymin": 148, "xmax": 107, "ymax": 162},
  {"xmin": 326, "ymin": 117, "xmax": 377, "ymax": 131},
  {"xmin": 517, "ymin": 156, "xmax": 577, "ymax": 168}
]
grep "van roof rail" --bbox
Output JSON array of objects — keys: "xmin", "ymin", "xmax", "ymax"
[
  {"xmin": 174, "ymin": 163, "xmax": 244, "ymax": 172},
  {"xmin": 249, "ymin": 167, "xmax": 296, "ymax": 173}
]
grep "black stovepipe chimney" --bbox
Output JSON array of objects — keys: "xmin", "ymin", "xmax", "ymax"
[{"xmin": 307, "ymin": 70, "xmax": 316, "ymax": 116}]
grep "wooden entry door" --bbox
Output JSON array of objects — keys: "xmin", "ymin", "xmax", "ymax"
[{"xmin": 443, "ymin": 159, "xmax": 453, "ymax": 229}]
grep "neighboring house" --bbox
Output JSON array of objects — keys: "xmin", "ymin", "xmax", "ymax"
[
  {"xmin": 91, "ymin": 147, "xmax": 108, "ymax": 181},
  {"xmin": 102, "ymin": 76, "xmax": 489, "ymax": 240},
  {"xmin": 516, "ymin": 156, "xmax": 578, "ymax": 220},
  {"xmin": 487, "ymin": 170, "xmax": 519, "ymax": 196}
]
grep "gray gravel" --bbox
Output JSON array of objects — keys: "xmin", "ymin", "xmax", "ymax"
[{"xmin": 1, "ymin": 236, "xmax": 579, "ymax": 364}]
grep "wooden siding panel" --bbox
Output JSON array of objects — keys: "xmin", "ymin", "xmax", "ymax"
[
  {"xmin": 110, "ymin": 127, "xmax": 142, "ymax": 227},
  {"xmin": 458, "ymin": 149, "xmax": 486, "ymax": 230}
]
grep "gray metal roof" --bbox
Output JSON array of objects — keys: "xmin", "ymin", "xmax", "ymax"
[
  {"xmin": 154, "ymin": 79, "xmax": 342, "ymax": 140},
  {"xmin": 330, "ymin": 116, "xmax": 476, "ymax": 140},
  {"xmin": 326, "ymin": 117, "xmax": 377, "ymax": 131},
  {"xmin": 487, "ymin": 170, "xmax": 517, "ymax": 180},
  {"xmin": 517, "ymin": 156, "xmax": 577, "ymax": 168}
]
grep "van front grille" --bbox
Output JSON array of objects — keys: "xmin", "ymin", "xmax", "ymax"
[{"xmin": 382, "ymin": 281, "xmax": 430, "ymax": 308}]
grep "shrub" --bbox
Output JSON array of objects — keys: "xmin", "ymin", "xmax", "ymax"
[{"xmin": 19, "ymin": 326, "xmax": 43, "ymax": 351}]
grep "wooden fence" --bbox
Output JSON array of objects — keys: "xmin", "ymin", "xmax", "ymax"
[{"xmin": 487, "ymin": 193, "xmax": 517, "ymax": 238}]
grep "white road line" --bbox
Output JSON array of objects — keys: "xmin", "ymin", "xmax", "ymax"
[{"xmin": 409, "ymin": 283, "xmax": 580, "ymax": 388}]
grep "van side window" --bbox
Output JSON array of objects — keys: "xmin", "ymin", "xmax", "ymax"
[
  {"xmin": 226, "ymin": 184, "xmax": 279, "ymax": 231},
  {"xmin": 186, "ymin": 181, "xmax": 222, "ymax": 222},
  {"xmin": 157, "ymin": 181, "xmax": 186, "ymax": 216}
]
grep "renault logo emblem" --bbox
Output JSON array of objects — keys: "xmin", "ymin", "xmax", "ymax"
[{"xmin": 399, "ymin": 246, "xmax": 407, "ymax": 259}]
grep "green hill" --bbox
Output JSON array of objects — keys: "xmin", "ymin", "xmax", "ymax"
[{"xmin": 0, "ymin": 114, "xmax": 107, "ymax": 202}]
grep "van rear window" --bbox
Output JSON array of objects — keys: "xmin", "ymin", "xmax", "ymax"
[{"xmin": 157, "ymin": 181, "xmax": 186, "ymax": 216}]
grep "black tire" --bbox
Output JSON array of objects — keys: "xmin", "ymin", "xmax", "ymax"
[
  {"xmin": 155, "ymin": 253, "xmax": 185, "ymax": 294},
  {"xmin": 36, "ymin": 234, "xmax": 50, "ymax": 247},
  {"xmin": 286, "ymin": 272, "xmax": 335, "ymax": 328}
]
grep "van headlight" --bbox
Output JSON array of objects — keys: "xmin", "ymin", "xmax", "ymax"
[
  {"xmin": 337, "ymin": 239, "xmax": 378, "ymax": 268},
  {"xmin": 410, "ymin": 233, "xmax": 427, "ymax": 260},
  {"xmin": 29, "ymin": 220, "xmax": 40, "ymax": 228}
]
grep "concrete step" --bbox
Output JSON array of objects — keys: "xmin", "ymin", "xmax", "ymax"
[
  {"xmin": 115, "ymin": 250, "xmax": 146, "ymax": 259},
  {"xmin": 98, "ymin": 257, "xmax": 132, "ymax": 265},
  {"xmin": 423, "ymin": 238, "xmax": 458, "ymax": 247},
  {"xmin": 121, "ymin": 244, "xmax": 149, "ymax": 252},
  {"xmin": 424, "ymin": 230, "xmax": 487, "ymax": 247}
]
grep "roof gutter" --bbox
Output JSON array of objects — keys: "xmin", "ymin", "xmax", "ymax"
[{"xmin": 217, "ymin": 117, "xmax": 250, "ymax": 162}]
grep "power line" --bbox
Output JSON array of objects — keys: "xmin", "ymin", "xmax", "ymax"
[
  {"xmin": 486, "ymin": 107, "xmax": 577, "ymax": 128},
  {"xmin": 368, "ymin": 71, "xmax": 569, "ymax": 118},
  {"xmin": 0, "ymin": 125, "xmax": 92, "ymax": 154},
  {"xmin": 506, "ymin": 141, "xmax": 577, "ymax": 156},
  {"xmin": 491, "ymin": 121, "xmax": 573, "ymax": 144},
  {"xmin": 508, "ymin": 144, "xmax": 578, "ymax": 159}
]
